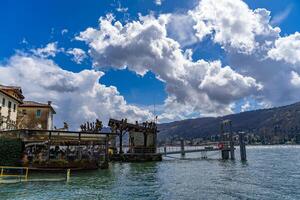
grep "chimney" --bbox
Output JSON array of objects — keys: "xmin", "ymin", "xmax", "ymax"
[{"xmin": 48, "ymin": 101, "xmax": 52, "ymax": 105}]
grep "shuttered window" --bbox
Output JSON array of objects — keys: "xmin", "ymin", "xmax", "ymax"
[{"xmin": 36, "ymin": 109, "xmax": 41, "ymax": 117}]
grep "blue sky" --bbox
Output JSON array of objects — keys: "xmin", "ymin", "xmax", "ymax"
[
  {"xmin": 1, "ymin": 0, "xmax": 299, "ymax": 106},
  {"xmin": 1, "ymin": 0, "xmax": 300, "ymax": 126}
]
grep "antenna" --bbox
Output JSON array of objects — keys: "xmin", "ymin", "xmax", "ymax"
[{"xmin": 153, "ymin": 94, "xmax": 156, "ymax": 120}]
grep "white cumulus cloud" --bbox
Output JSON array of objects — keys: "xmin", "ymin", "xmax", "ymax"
[
  {"xmin": 189, "ymin": 0, "xmax": 280, "ymax": 54},
  {"xmin": 31, "ymin": 42, "xmax": 63, "ymax": 58},
  {"xmin": 290, "ymin": 71, "xmax": 300, "ymax": 87},
  {"xmin": 77, "ymin": 14, "xmax": 262, "ymax": 119},
  {"xmin": 0, "ymin": 54, "xmax": 153, "ymax": 129},
  {"xmin": 67, "ymin": 48, "xmax": 87, "ymax": 64},
  {"xmin": 186, "ymin": 0, "xmax": 300, "ymax": 108},
  {"xmin": 268, "ymin": 32, "xmax": 300, "ymax": 65}
]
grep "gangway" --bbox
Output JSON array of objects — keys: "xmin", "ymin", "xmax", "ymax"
[{"xmin": 158, "ymin": 141, "xmax": 232, "ymax": 156}]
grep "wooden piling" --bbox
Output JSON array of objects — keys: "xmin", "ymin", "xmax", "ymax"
[
  {"xmin": 239, "ymin": 132, "xmax": 247, "ymax": 161},
  {"xmin": 221, "ymin": 150, "xmax": 229, "ymax": 159},
  {"xmin": 229, "ymin": 122, "xmax": 235, "ymax": 160},
  {"xmin": 220, "ymin": 120, "xmax": 234, "ymax": 160},
  {"xmin": 180, "ymin": 140, "xmax": 185, "ymax": 156}
]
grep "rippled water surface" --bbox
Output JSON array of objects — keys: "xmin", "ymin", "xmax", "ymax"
[{"xmin": 1, "ymin": 146, "xmax": 300, "ymax": 200}]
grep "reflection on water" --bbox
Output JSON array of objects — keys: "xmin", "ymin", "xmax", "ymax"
[{"xmin": 0, "ymin": 146, "xmax": 300, "ymax": 200}]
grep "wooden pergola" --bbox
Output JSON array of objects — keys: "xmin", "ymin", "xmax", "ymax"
[{"xmin": 108, "ymin": 118, "xmax": 158, "ymax": 154}]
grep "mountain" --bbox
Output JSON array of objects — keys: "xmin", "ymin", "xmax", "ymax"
[{"xmin": 158, "ymin": 102, "xmax": 300, "ymax": 142}]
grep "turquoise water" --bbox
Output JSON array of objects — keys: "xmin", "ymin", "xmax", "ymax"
[{"xmin": 1, "ymin": 146, "xmax": 300, "ymax": 200}]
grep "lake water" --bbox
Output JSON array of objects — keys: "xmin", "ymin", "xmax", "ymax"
[{"xmin": 1, "ymin": 146, "xmax": 300, "ymax": 200}]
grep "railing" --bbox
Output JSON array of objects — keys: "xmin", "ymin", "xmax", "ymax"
[
  {"xmin": 116, "ymin": 146, "xmax": 157, "ymax": 154},
  {"xmin": 0, "ymin": 166, "xmax": 29, "ymax": 181},
  {"xmin": 0, "ymin": 166, "xmax": 72, "ymax": 183},
  {"xmin": 0, "ymin": 129, "xmax": 113, "ymax": 145},
  {"xmin": 157, "ymin": 141, "xmax": 231, "ymax": 154}
]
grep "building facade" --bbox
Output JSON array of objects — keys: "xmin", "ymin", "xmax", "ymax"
[
  {"xmin": 17, "ymin": 101, "xmax": 56, "ymax": 130},
  {"xmin": 0, "ymin": 85, "xmax": 24, "ymax": 130}
]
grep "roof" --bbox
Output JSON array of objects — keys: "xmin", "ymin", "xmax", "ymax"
[
  {"xmin": 0, "ymin": 88, "xmax": 23, "ymax": 103},
  {"xmin": 0, "ymin": 84, "xmax": 24, "ymax": 102},
  {"xmin": 0, "ymin": 85, "xmax": 22, "ymax": 90},
  {"xmin": 19, "ymin": 101, "xmax": 56, "ymax": 114}
]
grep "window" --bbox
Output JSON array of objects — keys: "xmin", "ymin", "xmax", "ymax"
[
  {"xmin": 13, "ymin": 104, "xmax": 16, "ymax": 112},
  {"xmin": 8, "ymin": 101, "xmax": 11, "ymax": 109},
  {"xmin": 36, "ymin": 109, "xmax": 41, "ymax": 118},
  {"xmin": 2, "ymin": 98, "xmax": 5, "ymax": 107}
]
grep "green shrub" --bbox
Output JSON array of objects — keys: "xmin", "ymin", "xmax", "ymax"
[
  {"xmin": 0, "ymin": 138, "xmax": 23, "ymax": 166},
  {"xmin": 48, "ymin": 159, "xmax": 68, "ymax": 167}
]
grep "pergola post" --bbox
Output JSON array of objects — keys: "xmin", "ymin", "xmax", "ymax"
[{"xmin": 119, "ymin": 130, "xmax": 123, "ymax": 154}]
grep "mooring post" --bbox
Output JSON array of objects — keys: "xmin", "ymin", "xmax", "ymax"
[
  {"xmin": 164, "ymin": 145, "xmax": 167, "ymax": 156},
  {"xmin": 180, "ymin": 139, "xmax": 185, "ymax": 156},
  {"xmin": 230, "ymin": 141, "xmax": 235, "ymax": 160},
  {"xmin": 66, "ymin": 169, "xmax": 71, "ymax": 182},
  {"xmin": 221, "ymin": 149, "xmax": 229, "ymax": 159},
  {"xmin": 220, "ymin": 122, "xmax": 227, "ymax": 160},
  {"xmin": 229, "ymin": 121, "xmax": 235, "ymax": 160},
  {"xmin": 25, "ymin": 167, "xmax": 29, "ymax": 181},
  {"xmin": 239, "ymin": 132, "xmax": 247, "ymax": 161}
]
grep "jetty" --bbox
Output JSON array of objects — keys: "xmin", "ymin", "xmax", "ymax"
[{"xmin": 158, "ymin": 120, "xmax": 247, "ymax": 161}]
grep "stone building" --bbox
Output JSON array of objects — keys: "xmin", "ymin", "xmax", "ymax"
[
  {"xmin": 17, "ymin": 101, "xmax": 56, "ymax": 130},
  {"xmin": 0, "ymin": 85, "xmax": 24, "ymax": 130}
]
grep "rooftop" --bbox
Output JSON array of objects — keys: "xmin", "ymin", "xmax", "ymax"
[
  {"xmin": 0, "ymin": 84, "xmax": 24, "ymax": 103},
  {"xmin": 20, "ymin": 101, "xmax": 56, "ymax": 114},
  {"xmin": 0, "ymin": 85, "xmax": 22, "ymax": 91}
]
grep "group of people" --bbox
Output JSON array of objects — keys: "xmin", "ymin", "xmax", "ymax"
[{"xmin": 22, "ymin": 144, "xmax": 105, "ymax": 164}]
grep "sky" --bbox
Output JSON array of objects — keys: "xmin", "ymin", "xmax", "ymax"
[{"xmin": 0, "ymin": 0, "xmax": 300, "ymax": 129}]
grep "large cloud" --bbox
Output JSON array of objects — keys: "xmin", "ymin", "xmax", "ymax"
[
  {"xmin": 268, "ymin": 32, "xmax": 300, "ymax": 65},
  {"xmin": 77, "ymin": 14, "xmax": 262, "ymax": 120},
  {"xmin": 197, "ymin": 2, "xmax": 300, "ymax": 106},
  {"xmin": 189, "ymin": 0, "xmax": 280, "ymax": 54},
  {"xmin": 0, "ymin": 54, "xmax": 153, "ymax": 129},
  {"xmin": 185, "ymin": 0, "xmax": 300, "ymax": 107}
]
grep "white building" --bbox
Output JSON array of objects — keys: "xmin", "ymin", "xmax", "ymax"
[{"xmin": 0, "ymin": 85, "xmax": 24, "ymax": 130}]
